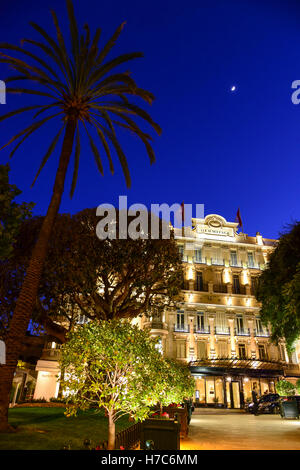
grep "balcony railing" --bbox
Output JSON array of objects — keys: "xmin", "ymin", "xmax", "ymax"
[
  {"xmin": 247, "ymin": 262, "xmax": 261, "ymax": 269},
  {"xmin": 193, "ymin": 256, "xmax": 206, "ymax": 264},
  {"xmin": 213, "ymin": 284, "xmax": 227, "ymax": 293},
  {"xmin": 230, "ymin": 260, "xmax": 242, "ymax": 267},
  {"xmin": 195, "ymin": 282, "xmax": 208, "ymax": 292},
  {"xmin": 41, "ymin": 348, "xmax": 61, "ymax": 360},
  {"xmin": 174, "ymin": 325, "xmax": 190, "ymax": 333},
  {"xmin": 232, "ymin": 285, "xmax": 247, "ymax": 295},
  {"xmin": 211, "ymin": 258, "xmax": 225, "ymax": 266},
  {"xmin": 194, "ymin": 325, "xmax": 210, "ymax": 334},
  {"xmin": 254, "ymin": 328, "xmax": 270, "ymax": 337},
  {"xmin": 215, "ymin": 326, "xmax": 230, "ymax": 335},
  {"xmin": 234, "ymin": 328, "xmax": 250, "ymax": 336}
]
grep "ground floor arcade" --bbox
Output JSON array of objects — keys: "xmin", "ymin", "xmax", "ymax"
[{"xmin": 190, "ymin": 362, "xmax": 283, "ymax": 409}]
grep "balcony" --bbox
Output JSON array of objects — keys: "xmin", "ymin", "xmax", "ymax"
[
  {"xmin": 232, "ymin": 285, "xmax": 247, "ymax": 295},
  {"xmin": 193, "ymin": 256, "xmax": 206, "ymax": 265},
  {"xmin": 195, "ymin": 282, "xmax": 209, "ymax": 292},
  {"xmin": 194, "ymin": 325, "xmax": 210, "ymax": 334},
  {"xmin": 234, "ymin": 328, "xmax": 250, "ymax": 336},
  {"xmin": 230, "ymin": 261, "xmax": 242, "ymax": 267},
  {"xmin": 215, "ymin": 326, "xmax": 230, "ymax": 335},
  {"xmin": 254, "ymin": 328, "xmax": 270, "ymax": 337},
  {"xmin": 247, "ymin": 262, "xmax": 261, "ymax": 270},
  {"xmin": 213, "ymin": 283, "xmax": 227, "ymax": 293},
  {"xmin": 211, "ymin": 258, "xmax": 225, "ymax": 266},
  {"xmin": 144, "ymin": 321, "xmax": 168, "ymax": 331},
  {"xmin": 174, "ymin": 325, "xmax": 190, "ymax": 333},
  {"xmin": 41, "ymin": 348, "xmax": 61, "ymax": 360}
]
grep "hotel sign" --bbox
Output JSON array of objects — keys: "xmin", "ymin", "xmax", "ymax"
[
  {"xmin": 197, "ymin": 227, "xmax": 234, "ymax": 237},
  {"xmin": 194, "ymin": 215, "xmax": 236, "ymax": 239}
]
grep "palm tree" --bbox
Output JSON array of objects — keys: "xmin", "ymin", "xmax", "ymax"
[{"xmin": 0, "ymin": 0, "xmax": 161, "ymax": 431}]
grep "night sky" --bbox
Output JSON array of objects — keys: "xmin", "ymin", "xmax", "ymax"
[{"xmin": 1, "ymin": 0, "xmax": 300, "ymax": 239}]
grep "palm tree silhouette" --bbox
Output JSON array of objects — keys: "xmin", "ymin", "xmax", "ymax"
[{"xmin": 0, "ymin": 0, "xmax": 161, "ymax": 431}]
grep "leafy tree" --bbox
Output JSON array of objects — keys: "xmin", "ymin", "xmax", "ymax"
[
  {"xmin": 60, "ymin": 320, "xmax": 193, "ymax": 450},
  {"xmin": 0, "ymin": 0, "xmax": 161, "ymax": 431},
  {"xmin": 1, "ymin": 209, "xmax": 182, "ymax": 342},
  {"xmin": 0, "ymin": 164, "xmax": 34, "ymax": 260},
  {"xmin": 0, "ymin": 214, "xmax": 79, "ymax": 343},
  {"xmin": 60, "ymin": 208, "xmax": 183, "ymax": 322},
  {"xmin": 275, "ymin": 379, "xmax": 296, "ymax": 397},
  {"xmin": 150, "ymin": 358, "xmax": 195, "ymax": 413},
  {"xmin": 256, "ymin": 222, "xmax": 300, "ymax": 351}
]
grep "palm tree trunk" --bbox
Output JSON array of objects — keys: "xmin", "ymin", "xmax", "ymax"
[
  {"xmin": 0, "ymin": 118, "xmax": 76, "ymax": 432},
  {"xmin": 107, "ymin": 410, "xmax": 116, "ymax": 450}
]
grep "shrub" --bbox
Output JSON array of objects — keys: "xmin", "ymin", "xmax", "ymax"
[{"xmin": 275, "ymin": 380, "xmax": 296, "ymax": 396}]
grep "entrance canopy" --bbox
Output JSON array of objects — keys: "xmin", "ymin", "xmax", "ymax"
[{"xmin": 190, "ymin": 358, "xmax": 284, "ymax": 378}]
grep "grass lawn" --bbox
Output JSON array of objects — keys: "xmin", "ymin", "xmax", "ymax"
[{"xmin": 0, "ymin": 407, "xmax": 132, "ymax": 450}]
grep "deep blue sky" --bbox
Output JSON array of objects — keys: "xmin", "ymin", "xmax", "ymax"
[{"xmin": 1, "ymin": 0, "xmax": 300, "ymax": 239}]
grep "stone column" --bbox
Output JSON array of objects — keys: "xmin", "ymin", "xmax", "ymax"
[
  {"xmin": 247, "ymin": 317, "xmax": 257, "ymax": 359},
  {"xmin": 227, "ymin": 316, "xmax": 236, "ymax": 358},
  {"xmin": 208, "ymin": 314, "xmax": 216, "ymax": 359},
  {"xmin": 188, "ymin": 315, "xmax": 196, "ymax": 361}
]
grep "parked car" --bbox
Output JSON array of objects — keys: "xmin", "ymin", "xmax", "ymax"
[{"xmin": 246, "ymin": 393, "xmax": 280, "ymax": 414}]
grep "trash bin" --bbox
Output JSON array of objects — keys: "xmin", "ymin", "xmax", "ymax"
[{"xmin": 280, "ymin": 399, "xmax": 299, "ymax": 419}]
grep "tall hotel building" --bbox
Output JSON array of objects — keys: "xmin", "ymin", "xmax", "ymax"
[
  {"xmin": 141, "ymin": 214, "xmax": 300, "ymax": 408},
  {"xmin": 32, "ymin": 213, "xmax": 300, "ymax": 408}
]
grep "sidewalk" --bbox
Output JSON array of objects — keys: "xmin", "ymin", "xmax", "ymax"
[{"xmin": 181, "ymin": 408, "xmax": 300, "ymax": 450}]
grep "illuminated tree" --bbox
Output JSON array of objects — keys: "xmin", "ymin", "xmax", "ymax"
[{"xmin": 60, "ymin": 320, "xmax": 194, "ymax": 450}]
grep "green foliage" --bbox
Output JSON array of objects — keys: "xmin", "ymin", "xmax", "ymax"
[
  {"xmin": 0, "ymin": 209, "xmax": 182, "ymax": 340},
  {"xmin": 275, "ymin": 380, "xmax": 296, "ymax": 397},
  {"xmin": 296, "ymin": 379, "xmax": 300, "ymax": 395},
  {"xmin": 256, "ymin": 222, "xmax": 300, "ymax": 350},
  {"xmin": 0, "ymin": 164, "xmax": 34, "ymax": 260},
  {"xmin": 60, "ymin": 320, "xmax": 194, "ymax": 423}
]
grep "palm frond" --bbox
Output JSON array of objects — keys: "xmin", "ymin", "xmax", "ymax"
[
  {"xmin": 50, "ymin": 10, "xmax": 74, "ymax": 90},
  {"xmin": 87, "ymin": 52, "xmax": 143, "ymax": 88},
  {"xmin": 29, "ymin": 22, "xmax": 70, "ymax": 86},
  {"xmin": 84, "ymin": 123, "xmax": 104, "ymax": 176},
  {"xmin": 91, "ymin": 118, "xmax": 114, "ymax": 175},
  {"xmin": 96, "ymin": 22, "xmax": 126, "ymax": 65},
  {"xmin": 31, "ymin": 124, "xmax": 65, "ymax": 187},
  {"xmin": 0, "ymin": 112, "xmax": 61, "ymax": 151},
  {"xmin": 66, "ymin": 0, "xmax": 79, "ymax": 66},
  {"xmin": 0, "ymin": 105, "xmax": 45, "ymax": 123},
  {"xmin": 0, "ymin": 42, "xmax": 60, "ymax": 80},
  {"xmin": 94, "ymin": 120, "xmax": 131, "ymax": 187},
  {"xmin": 6, "ymin": 87, "xmax": 58, "ymax": 100},
  {"xmin": 0, "ymin": 52, "xmax": 65, "ymax": 94}
]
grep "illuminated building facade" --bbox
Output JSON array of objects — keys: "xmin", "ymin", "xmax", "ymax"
[
  {"xmin": 33, "ymin": 213, "xmax": 300, "ymax": 408},
  {"xmin": 141, "ymin": 214, "xmax": 300, "ymax": 408}
]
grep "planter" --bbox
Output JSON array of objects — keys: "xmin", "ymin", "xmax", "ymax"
[
  {"xmin": 141, "ymin": 418, "xmax": 180, "ymax": 450},
  {"xmin": 280, "ymin": 399, "xmax": 299, "ymax": 419},
  {"xmin": 162, "ymin": 406, "xmax": 188, "ymax": 437}
]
